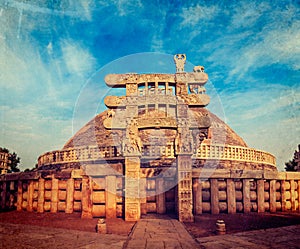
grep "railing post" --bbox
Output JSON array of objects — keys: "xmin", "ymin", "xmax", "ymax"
[
  {"xmin": 281, "ymin": 180, "xmax": 287, "ymax": 212},
  {"xmin": 210, "ymin": 179, "xmax": 219, "ymax": 214},
  {"xmin": 51, "ymin": 177, "xmax": 58, "ymax": 213},
  {"xmin": 290, "ymin": 180, "xmax": 296, "ymax": 211},
  {"xmin": 1, "ymin": 181, "xmax": 7, "ymax": 209},
  {"xmin": 27, "ymin": 181, "xmax": 34, "ymax": 212},
  {"xmin": 193, "ymin": 178, "xmax": 202, "ymax": 214},
  {"xmin": 227, "ymin": 179, "xmax": 236, "ymax": 214},
  {"xmin": 269, "ymin": 180, "xmax": 276, "ymax": 213},
  {"xmin": 37, "ymin": 178, "xmax": 45, "ymax": 213},
  {"xmin": 105, "ymin": 175, "xmax": 116, "ymax": 218},
  {"xmin": 66, "ymin": 178, "xmax": 74, "ymax": 214},
  {"xmin": 243, "ymin": 179, "xmax": 251, "ymax": 213},
  {"xmin": 17, "ymin": 180, "xmax": 23, "ymax": 211},
  {"xmin": 257, "ymin": 179, "xmax": 265, "ymax": 213},
  {"xmin": 81, "ymin": 176, "xmax": 92, "ymax": 218}
]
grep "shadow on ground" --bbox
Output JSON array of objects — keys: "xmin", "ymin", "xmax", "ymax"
[{"xmin": 184, "ymin": 212, "xmax": 300, "ymax": 238}]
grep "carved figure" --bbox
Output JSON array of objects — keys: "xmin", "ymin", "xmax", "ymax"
[
  {"xmin": 174, "ymin": 54, "xmax": 186, "ymax": 72},
  {"xmin": 175, "ymin": 128, "xmax": 192, "ymax": 154},
  {"xmin": 124, "ymin": 119, "xmax": 142, "ymax": 154},
  {"xmin": 193, "ymin": 65, "xmax": 204, "ymax": 73},
  {"xmin": 182, "ymin": 132, "xmax": 192, "ymax": 153},
  {"xmin": 175, "ymin": 130, "xmax": 182, "ymax": 154},
  {"xmin": 189, "ymin": 84, "xmax": 198, "ymax": 94},
  {"xmin": 189, "ymin": 84, "xmax": 206, "ymax": 94}
]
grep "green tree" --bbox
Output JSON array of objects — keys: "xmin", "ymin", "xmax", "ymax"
[
  {"xmin": 8, "ymin": 152, "xmax": 21, "ymax": 172},
  {"xmin": 0, "ymin": 147, "xmax": 9, "ymax": 153},
  {"xmin": 285, "ymin": 159, "xmax": 297, "ymax": 172}
]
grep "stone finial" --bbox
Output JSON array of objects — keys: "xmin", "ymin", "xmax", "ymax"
[{"xmin": 174, "ymin": 54, "xmax": 186, "ymax": 72}]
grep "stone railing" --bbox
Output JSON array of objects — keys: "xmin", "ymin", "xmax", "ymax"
[
  {"xmin": 195, "ymin": 144, "xmax": 276, "ymax": 167},
  {"xmin": 192, "ymin": 169, "xmax": 300, "ymax": 214},
  {"xmin": 37, "ymin": 145, "xmax": 122, "ymax": 167},
  {"xmin": 1, "ymin": 169, "xmax": 300, "ymax": 218},
  {"xmin": 0, "ymin": 170, "xmax": 124, "ymax": 218},
  {"xmin": 38, "ymin": 144, "xmax": 276, "ymax": 168}
]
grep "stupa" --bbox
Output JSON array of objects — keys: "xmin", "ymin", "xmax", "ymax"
[{"xmin": 36, "ymin": 54, "xmax": 276, "ymax": 221}]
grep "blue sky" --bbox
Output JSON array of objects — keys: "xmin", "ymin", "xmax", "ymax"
[{"xmin": 0, "ymin": 0, "xmax": 299, "ymax": 171}]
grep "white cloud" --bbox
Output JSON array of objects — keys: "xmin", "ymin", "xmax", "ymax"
[
  {"xmin": 229, "ymin": 1, "xmax": 270, "ymax": 29},
  {"xmin": 4, "ymin": 0, "xmax": 97, "ymax": 20},
  {"xmin": 221, "ymin": 85, "xmax": 300, "ymax": 121},
  {"xmin": 0, "ymin": 39, "xmax": 46, "ymax": 91},
  {"xmin": 177, "ymin": 3, "xmax": 220, "ymax": 41},
  {"xmin": 60, "ymin": 40, "xmax": 97, "ymax": 77},
  {"xmin": 0, "ymin": 6, "xmax": 98, "ymax": 170},
  {"xmin": 230, "ymin": 21, "xmax": 300, "ymax": 78},
  {"xmin": 0, "ymin": 103, "xmax": 73, "ymax": 170},
  {"xmin": 204, "ymin": 3, "xmax": 300, "ymax": 79},
  {"xmin": 111, "ymin": 0, "xmax": 143, "ymax": 17},
  {"xmin": 180, "ymin": 4, "xmax": 219, "ymax": 27},
  {"xmin": 150, "ymin": 34, "xmax": 164, "ymax": 52},
  {"xmin": 218, "ymin": 83, "xmax": 300, "ymax": 171}
]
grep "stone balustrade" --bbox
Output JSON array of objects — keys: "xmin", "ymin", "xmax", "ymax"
[
  {"xmin": 37, "ymin": 145, "xmax": 122, "ymax": 167},
  {"xmin": 195, "ymin": 144, "xmax": 276, "ymax": 167},
  {"xmin": 1, "ymin": 169, "xmax": 300, "ymax": 217},
  {"xmin": 37, "ymin": 144, "xmax": 276, "ymax": 167}
]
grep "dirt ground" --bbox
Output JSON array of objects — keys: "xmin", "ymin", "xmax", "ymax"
[
  {"xmin": 184, "ymin": 212, "xmax": 300, "ymax": 238},
  {"xmin": 1, "ymin": 210, "xmax": 300, "ymax": 238},
  {"xmin": 0, "ymin": 210, "xmax": 135, "ymax": 235}
]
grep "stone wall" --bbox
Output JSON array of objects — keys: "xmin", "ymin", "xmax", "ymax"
[{"xmin": 1, "ymin": 169, "xmax": 299, "ymax": 219}]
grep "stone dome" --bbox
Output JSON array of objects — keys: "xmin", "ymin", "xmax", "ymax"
[
  {"xmin": 37, "ymin": 62, "xmax": 276, "ymax": 172},
  {"xmin": 63, "ymin": 109, "xmax": 247, "ymax": 150}
]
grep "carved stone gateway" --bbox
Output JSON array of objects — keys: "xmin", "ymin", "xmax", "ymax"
[{"xmin": 104, "ymin": 54, "xmax": 210, "ymax": 222}]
